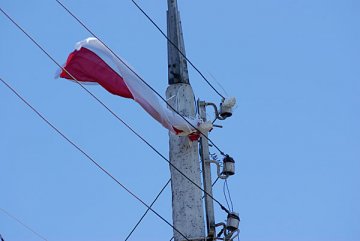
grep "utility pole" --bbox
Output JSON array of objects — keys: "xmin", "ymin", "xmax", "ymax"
[{"xmin": 166, "ymin": 0, "xmax": 205, "ymax": 240}]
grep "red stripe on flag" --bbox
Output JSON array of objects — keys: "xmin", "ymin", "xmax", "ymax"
[{"xmin": 60, "ymin": 47, "xmax": 134, "ymax": 99}]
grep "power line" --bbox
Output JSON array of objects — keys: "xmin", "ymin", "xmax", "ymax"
[
  {"xmin": 0, "ymin": 6, "xmax": 230, "ymax": 213},
  {"xmin": 129, "ymin": 0, "xmax": 226, "ymax": 99},
  {"xmin": 226, "ymin": 179, "xmax": 234, "ymax": 212},
  {"xmin": 127, "ymin": 173, "xmax": 220, "ymax": 240},
  {"xmin": 54, "ymin": 0, "xmax": 227, "ymax": 157},
  {"xmin": 169, "ymin": 177, "xmax": 222, "ymax": 241},
  {"xmin": 0, "ymin": 207, "xmax": 48, "ymax": 241},
  {"xmin": 212, "ymin": 176, "xmax": 220, "ymax": 188},
  {"xmin": 0, "ymin": 76, "xmax": 190, "ymax": 241},
  {"xmin": 125, "ymin": 179, "xmax": 171, "ymax": 241},
  {"xmin": 223, "ymin": 179, "xmax": 234, "ymax": 212}
]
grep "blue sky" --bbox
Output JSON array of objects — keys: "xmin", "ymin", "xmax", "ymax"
[{"xmin": 1, "ymin": 0, "xmax": 359, "ymax": 240}]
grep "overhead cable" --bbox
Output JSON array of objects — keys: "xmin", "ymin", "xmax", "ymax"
[
  {"xmin": 223, "ymin": 179, "xmax": 234, "ymax": 212},
  {"xmin": 0, "ymin": 207, "xmax": 48, "ymax": 241},
  {"xmin": 0, "ymin": 5, "xmax": 229, "ymax": 219},
  {"xmin": 54, "ymin": 0, "xmax": 227, "ymax": 157},
  {"xmin": 125, "ymin": 179, "xmax": 171, "ymax": 241},
  {"xmin": 169, "ymin": 176, "xmax": 222, "ymax": 241},
  {"xmin": 129, "ymin": 0, "xmax": 226, "ymax": 99},
  {"xmin": 127, "ymin": 173, "xmax": 220, "ymax": 240},
  {"xmin": 0, "ymin": 76, "xmax": 190, "ymax": 241},
  {"xmin": 226, "ymin": 179, "xmax": 234, "ymax": 212}
]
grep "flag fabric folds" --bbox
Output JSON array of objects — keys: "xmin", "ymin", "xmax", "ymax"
[{"xmin": 57, "ymin": 37, "xmax": 211, "ymax": 139}]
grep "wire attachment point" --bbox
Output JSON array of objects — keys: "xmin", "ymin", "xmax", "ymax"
[
  {"xmin": 219, "ymin": 97, "xmax": 236, "ymax": 120},
  {"xmin": 205, "ymin": 97, "xmax": 236, "ymax": 122},
  {"xmin": 205, "ymin": 155, "xmax": 235, "ymax": 180},
  {"xmin": 215, "ymin": 212, "xmax": 240, "ymax": 241}
]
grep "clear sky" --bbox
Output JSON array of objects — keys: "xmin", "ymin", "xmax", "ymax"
[{"xmin": 1, "ymin": 0, "xmax": 359, "ymax": 241}]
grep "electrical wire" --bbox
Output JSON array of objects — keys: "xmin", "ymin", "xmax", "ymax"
[
  {"xmin": 129, "ymin": 0, "xmax": 226, "ymax": 99},
  {"xmin": 128, "ymin": 173, "xmax": 219, "ymax": 240},
  {"xmin": 0, "ymin": 4, "xmax": 229, "ymax": 220},
  {"xmin": 223, "ymin": 179, "xmax": 234, "ymax": 212},
  {"xmin": 212, "ymin": 176, "xmax": 220, "ymax": 188},
  {"xmin": 208, "ymin": 72, "xmax": 229, "ymax": 97},
  {"xmin": 168, "ymin": 176, "xmax": 222, "ymax": 241},
  {"xmin": 0, "ymin": 207, "xmax": 48, "ymax": 241},
  {"xmin": 124, "ymin": 179, "xmax": 171, "ymax": 241},
  {"xmin": 0, "ymin": 76, "xmax": 190, "ymax": 241},
  {"xmin": 54, "ymin": 0, "xmax": 227, "ymax": 157},
  {"xmin": 223, "ymin": 180, "xmax": 230, "ymax": 211},
  {"xmin": 223, "ymin": 180, "xmax": 232, "ymax": 212},
  {"xmin": 225, "ymin": 180, "xmax": 234, "ymax": 212}
]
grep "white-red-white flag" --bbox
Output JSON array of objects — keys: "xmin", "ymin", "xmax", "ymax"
[{"xmin": 58, "ymin": 38, "xmax": 211, "ymax": 139}]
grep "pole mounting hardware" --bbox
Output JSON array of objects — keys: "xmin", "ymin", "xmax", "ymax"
[
  {"xmin": 205, "ymin": 97, "xmax": 236, "ymax": 121},
  {"xmin": 205, "ymin": 155, "xmax": 235, "ymax": 179},
  {"xmin": 214, "ymin": 212, "xmax": 240, "ymax": 241}
]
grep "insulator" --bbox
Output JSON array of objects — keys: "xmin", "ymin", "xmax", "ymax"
[
  {"xmin": 219, "ymin": 97, "xmax": 236, "ymax": 119},
  {"xmin": 226, "ymin": 212, "xmax": 240, "ymax": 232},
  {"xmin": 219, "ymin": 102, "xmax": 233, "ymax": 119},
  {"xmin": 222, "ymin": 155, "xmax": 235, "ymax": 176}
]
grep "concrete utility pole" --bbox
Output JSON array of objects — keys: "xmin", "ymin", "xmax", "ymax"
[{"xmin": 166, "ymin": 0, "xmax": 205, "ymax": 240}]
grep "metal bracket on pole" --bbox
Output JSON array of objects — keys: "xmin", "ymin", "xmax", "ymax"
[
  {"xmin": 198, "ymin": 100, "xmax": 216, "ymax": 239},
  {"xmin": 205, "ymin": 160, "xmax": 231, "ymax": 180},
  {"xmin": 205, "ymin": 154, "xmax": 236, "ymax": 179}
]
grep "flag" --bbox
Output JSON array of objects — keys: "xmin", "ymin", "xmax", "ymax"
[{"xmin": 57, "ymin": 38, "xmax": 211, "ymax": 139}]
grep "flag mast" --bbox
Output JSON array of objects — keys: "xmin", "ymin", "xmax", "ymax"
[{"xmin": 166, "ymin": 0, "xmax": 206, "ymax": 240}]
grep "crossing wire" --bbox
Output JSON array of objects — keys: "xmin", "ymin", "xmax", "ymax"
[
  {"xmin": 129, "ymin": 0, "xmax": 226, "ymax": 99},
  {"xmin": 168, "ymin": 177, "xmax": 222, "ymax": 241},
  {"xmin": 0, "ymin": 76, "xmax": 190, "ymax": 241},
  {"xmin": 54, "ymin": 0, "xmax": 227, "ymax": 157},
  {"xmin": 0, "ymin": 207, "xmax": 48, "ymax": 241},
  {"xmin": 125, "ymin": 179, "xmax": 171, "ymax": 241},
  {"xmin": 0, "ymin": 5, "xmax": 230, "ymax": 220},
  {"xmin": 126, "ymin": 175, "xmax": 220, "ymax": 240}
]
